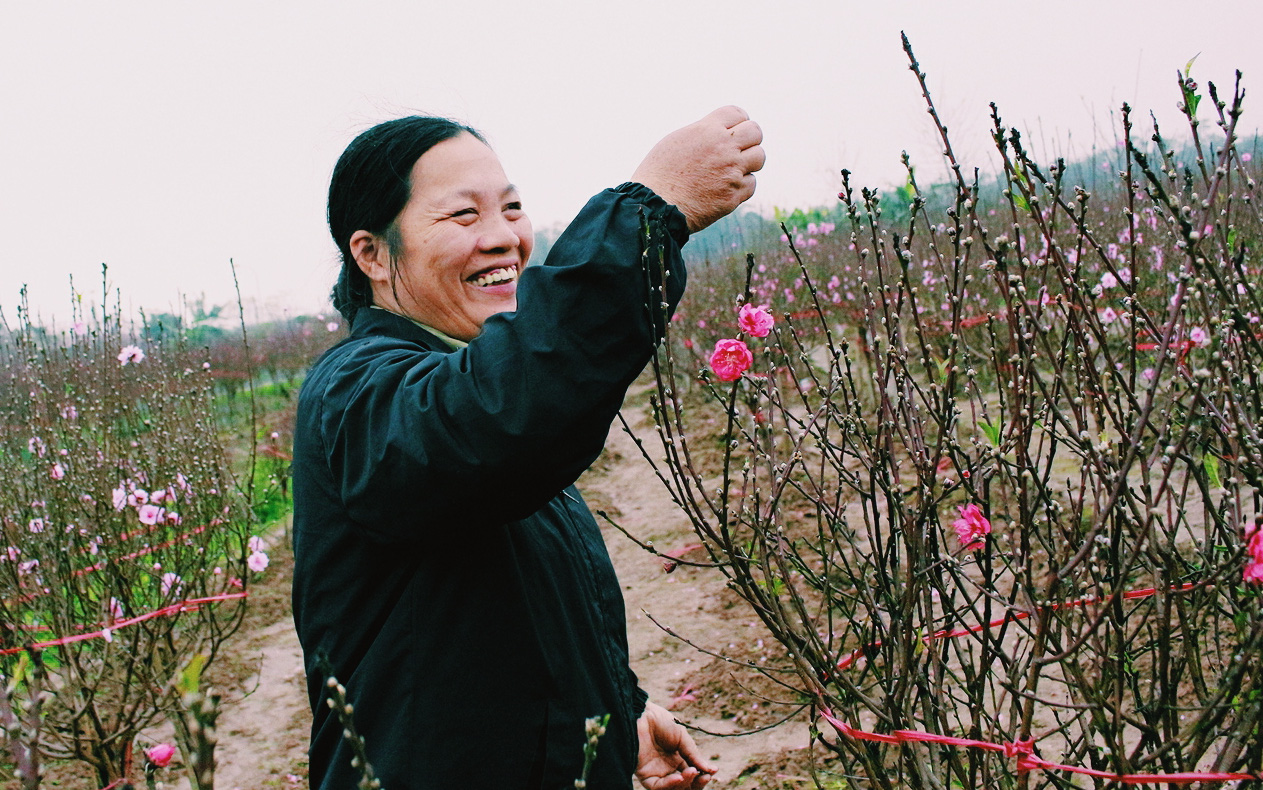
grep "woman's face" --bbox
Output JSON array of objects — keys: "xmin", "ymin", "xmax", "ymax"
[{"xmin": 365, "ymin": 133, "xmax": 534, "ymax": 341}]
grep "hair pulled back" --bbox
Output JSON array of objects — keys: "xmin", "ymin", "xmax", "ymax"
[{"xmin": 327, "ymin": 116, "xmax": 486, "ymax": 324}]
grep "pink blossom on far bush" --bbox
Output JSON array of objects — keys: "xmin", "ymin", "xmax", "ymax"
[
  {"xmin": 953, "ymin": 503, "xmax": 991, "ymax": 550},
  {"xmin": 737, "ymin": 304, "xmax": 775, "ymax": 338},
  {"xmin": 138, "ymin": 504, "xmax": 165, "ymax": 525},
  {"xmin": 50, "ymin": 463, "xmax": 65, "ymax": 480},
  {"xmin": 117, "ymin": 344, "xmax": 146, "ymax": 365},
  {"xmin": 247, "ymin": 550, "xmax": 270, "ymax": 573},
  {"xmin": 112, "ymin": 484, "xmax": 128, "ymax": 511},
  {"xmin": 709, "ymin": 339, "xmax": 753, "ymax": 382},
  {"xmin": 1190, "ymin": 326, "xmax": 1210, "ymax": 347},
  {"xmin": 146, "ymin": 743, "xmax": 176, "ymax": 767}
]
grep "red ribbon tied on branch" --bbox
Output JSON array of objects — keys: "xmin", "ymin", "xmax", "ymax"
[{"xmin": 818, "ymin": 582, "xmax": 1260, "ymax": 784}]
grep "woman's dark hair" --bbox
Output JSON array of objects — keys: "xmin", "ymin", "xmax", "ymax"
[{"xmin": 327, "ymin": 116, "xmax": 486, "ymax": 324}]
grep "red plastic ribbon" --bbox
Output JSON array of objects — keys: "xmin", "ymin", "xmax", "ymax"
[
  {"xmin": 837, "ymin": 583, "xmax": 1196, "ymax": 671},
  {"xmin": 6, "ymin": 524, "xmax": 212, "ymax": 607},
  {"xmin": 0, "ymin": 592, "xmax": 247, "ymax": 655},
  {"xmin": 820, "ymin": 707, "xmax": 1258, "ymax": 784},
  {"xmin": 820, "ymin": 582, "xmax": 1258, "ymax": 783}
]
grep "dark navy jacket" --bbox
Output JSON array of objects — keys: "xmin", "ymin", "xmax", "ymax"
[{"xmin": 292, "ymin": 183, "xmax": 688, "ymax": 789}]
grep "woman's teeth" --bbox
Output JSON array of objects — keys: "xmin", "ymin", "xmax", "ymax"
[{"xmin": 470, "ymin": 267, "xmax": 517, "ymax": 287}]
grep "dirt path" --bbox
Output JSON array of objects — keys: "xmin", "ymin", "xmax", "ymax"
[{"xmin": 179, "ymin": 392, "xmax": 811, "ymax": 788}]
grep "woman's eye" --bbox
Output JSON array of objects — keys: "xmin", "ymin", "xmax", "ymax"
[
  {"xmin": 503, "ymin": 202, "xmax": 524, "ymax": 218},
  {"xmin": 451, "ymin": 208, "xmax": 478, "ymax": 223}
]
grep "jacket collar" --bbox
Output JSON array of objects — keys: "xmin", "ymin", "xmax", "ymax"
[{"xmin": 350, "ymin": 307, "xmax": 460, "ymax": 353}]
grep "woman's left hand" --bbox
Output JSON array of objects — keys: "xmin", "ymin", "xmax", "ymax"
[{"xmin": 634, "ymin": 702, "xmax": 717, "ymax": 789}]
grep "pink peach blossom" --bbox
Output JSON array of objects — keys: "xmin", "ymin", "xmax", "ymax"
[
  {"xmin": 737, "ymin": 304, "xmax": 775, "ymax": 338},
  {"xmin": 117, "ymin": 344, "xmax": 146, "ymax": 365},
  {"xmin": 953, "ymin": 503, "xmax": 991, "ymax": 550},
  {"xmin": 247, "ymin": 550, "xmax": 270, "ymax": 573},
  {"xmin": 709, "ymin": 339, "xmax": 754, "ymax": 382},
  {"xmin": 1244, "ymin": 522, "xmax": 1263, "ymax": 584},
  {"xmin": 146, "ymin": 743, "xmax": 176, "ymax": 767},
  {"xmin": 161, "ymin": 572, "xmax": 182, "ymax": 598}
]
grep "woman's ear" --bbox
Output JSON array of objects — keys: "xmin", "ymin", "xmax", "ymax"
[{"xmin": 350, "ymin": 230, "xmax": 390, "ymax": 284}]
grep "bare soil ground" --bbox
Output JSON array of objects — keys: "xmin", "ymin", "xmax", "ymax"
[{"xmin": 14, "ymin": 393, "xmax": 821, "ymax": 789}]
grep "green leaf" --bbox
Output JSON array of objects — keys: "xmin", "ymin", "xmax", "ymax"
[
  {"xmin": 1010, "ymin": 170, "xmax": 1031, "ymax": 211},
  {"xmin": 6, "ymin": 652, "xmax": 30, "ymax": 693},
  {"xmin": 176, "ymin": 653, "xmax": 208, "ymax": 697},
  {"xmin": 982, "ymin": 420, "xmax": 1001, "ymax": 447},
  {"xmin": 1204, "ymin": 453, "xmax": 1222, "ymax": 489}
]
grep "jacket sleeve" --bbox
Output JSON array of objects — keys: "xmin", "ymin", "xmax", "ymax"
[{"xmin": 318, "ymin": 183, "xmax": 688, "ymax": 539}]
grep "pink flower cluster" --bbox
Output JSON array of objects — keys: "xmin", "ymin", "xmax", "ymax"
[
  {"xmin": 953, "ymin": 503, "xmax": 991, "ymax": 551},
  {"xmin": 113, "ymin": 480, "xmax": 181, "ymax": 525},
  {"xmin": 708, "ymin": 304, "xmax": 775, "ymax": 383}
]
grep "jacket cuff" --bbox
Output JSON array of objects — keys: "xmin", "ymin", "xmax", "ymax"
[
  {"xmin": 613, "ymin": 181, "xmax": 691, "ymax": 247},
  {"xmin": 632, "ymin": 684, "xmax": 649, "ymax": 719}
]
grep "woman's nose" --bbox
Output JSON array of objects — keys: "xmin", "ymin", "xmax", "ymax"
[{"xmin": 479, "ymin": 213, "xmax": 521, "ymax": 252}]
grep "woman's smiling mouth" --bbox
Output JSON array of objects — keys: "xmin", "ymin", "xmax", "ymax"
[{"xmin": 468, "ymin": 265, "xmax": 519, "ymax": 288}]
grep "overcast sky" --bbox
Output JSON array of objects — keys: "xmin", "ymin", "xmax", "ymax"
[{"xmin": 3, "ymin": 0, "xmax": 1261, "ymax": 322}]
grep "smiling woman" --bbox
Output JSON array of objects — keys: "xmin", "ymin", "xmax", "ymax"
[{"xmin": 293, "ymin": 109, "xmax": 763, "ymax": 790}]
